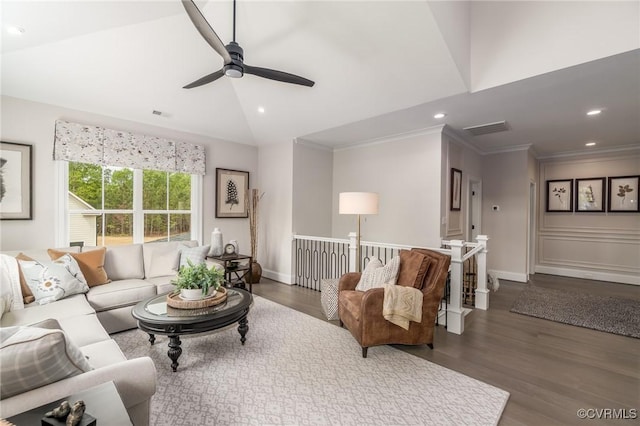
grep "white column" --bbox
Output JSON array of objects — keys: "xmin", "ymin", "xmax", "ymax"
[
  {"xmin": 447, "ymin": 240, "xmax": 465, "ymax": 335},
  {"xmin": 348, "ymin": 232, "xmax": 357, "ymax": 273},
  {"xmin": 475, "ymin": 235, "xmax": 490, "ymax": 310}
]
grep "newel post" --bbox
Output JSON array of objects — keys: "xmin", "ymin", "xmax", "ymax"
[
  {"xmin": 447, "ymin": 240, "xmax": 465, "ymax": 335},
  {"xmin": 348, "ymin": 232, "xmax": 358, "ymax": 273},
  {"xmin": 475, "ymin": 235, "xmax": 490, "ymax": 310}
]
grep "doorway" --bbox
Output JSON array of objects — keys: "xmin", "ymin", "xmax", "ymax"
[{"xmin": 468, "ymin": 180, "xmax": 482, "ymax": 241}]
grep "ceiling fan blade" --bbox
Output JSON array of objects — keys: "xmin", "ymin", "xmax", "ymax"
[
  {"xmin": 244, "ymin": 65, "xmax": 315, "ymax": 87},
  {"xmin": 182, "ymin": 0, "xmax": 232, "ymax": 64},
  {"xmin": 183, "ymin": 69, "xmax": 225, "ymax": 89}
]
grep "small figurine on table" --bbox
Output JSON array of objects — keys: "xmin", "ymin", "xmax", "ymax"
[{"xmin": 42, "ymin": 400, "xmax": 94, "ymax": 426}]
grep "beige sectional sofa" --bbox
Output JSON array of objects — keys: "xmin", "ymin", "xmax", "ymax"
[{"xmin": 0, "ymin": 240, "xmax": 204, "ymax": 424}]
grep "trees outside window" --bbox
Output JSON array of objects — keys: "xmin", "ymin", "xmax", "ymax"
[{"xmin": 68, "ymin": 162, "xmax": 192, "ymax": 246}]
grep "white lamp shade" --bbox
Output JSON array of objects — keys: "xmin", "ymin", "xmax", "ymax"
[{"xmin": 339, "ymin": 192, "xmax": 379, "ymax": 215}]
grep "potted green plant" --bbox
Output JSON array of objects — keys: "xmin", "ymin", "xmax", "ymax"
[{"xmin": 172, "ymin": 260, "xmax": 225, "ymax": 300}]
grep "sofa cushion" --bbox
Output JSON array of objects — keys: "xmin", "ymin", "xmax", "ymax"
[
  {"xmin": 143, "ymin": 241, "xmax": 198, "ymax": 278},
  {"xmin": 48, "ymin": 248, "xmax": 111, "ymax": 287},
  {"xmin": 355, "ymin": 255, "xmax": 400, "ymax": 292},
  {"xmin": 179, "ymin": 245, "xmax": 210, "ymax": 268},
  {"xmin": 0, "ymin": 324, "xmax": 93, "ymax": 399},
  {"xmin": 79, "ymin": 339, "xmax": 127, "ymax": 369},
  {"xmin": 0, "ymin": 294, "xmax": 95, "ymax": 327},
  {"xmin": 101, "ymin": 244, "xmax": 144, "ymax": 280},
  {"xmin": 397, "ymin": 250, "xmax": 431, "ymax": 289},
  {"xmin": 87, "ymin": 279, "xmax": 156, "ymax": 312},
  {"xmin": 144, "ymin": 275, "xmax": 177, "ymax": 296},
  {"xmin": 143, "ymin": 242, "xmax": 181, "ymax": 278},
  {"xmin": 58, "ymin": 314, "xmax": 111, "ymax": 348},
  {"xmin": 18, "ymin": 255, "xmax": 89, "ymax": 305}
]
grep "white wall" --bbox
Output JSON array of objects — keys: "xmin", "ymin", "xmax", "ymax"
[
  {"xmin": 258, "ymin": 142, "xmax": 294, "ymax": 284},
  {"xmin": 0, "ymin": 96, "xmax": 258, "ymax": 251},
  {"xmin": 482, "ymin": 149, "xmax": 530, "ymax": 282},
  {"xmin": 292, "ymin": 142, "xmax": 333, "ymax": 237},
  {"xmin": 442, "ymin": 129, "xmax": 484, "ymax": 240},
  {"xmin": 537, "ymin": 151, "xmax": 640, "ymax": 285},
  {"xmin": 470, "ymin": 1, "xmax": 640, "ymax": 91},
  {"xmin": 331, "ymin": 128, "xmax": 443, "ymax": 247}
]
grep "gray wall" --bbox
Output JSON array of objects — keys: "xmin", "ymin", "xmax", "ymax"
[
  {"xmin": 537, "ymin": 151, "xmax": 640, "ymax": 284},
  {"xmin": 258, "ymin": 142, "xmax": 294, "ymax": 283},
  {"xmin": 0, "ymin": 96, "xmax": 258, "ymax": 252},
  {"xmin": 292, "ymin": 142, "xmax": 333, "ymax": 237},
  {"xmin": 482, "ymin": 149, "xmax": 530, "ymax": 281},
  {"xmin": 331, "ymin": 129, "xmax": 444, "ymax": 247}
]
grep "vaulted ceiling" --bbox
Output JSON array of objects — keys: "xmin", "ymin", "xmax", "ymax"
[{"xmin": 2, "ymin": 1, "xmax": 639, "ymax": 157}]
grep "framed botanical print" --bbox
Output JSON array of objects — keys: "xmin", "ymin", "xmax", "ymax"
[
  {"xmin": 575, "ymin": 177, "xmax": 605, "ymax": 212},
  {"xmin": 216, "ymin": 168, "xmax": 249, "ymax": 218},
  {"xmin": 450, "ymin": 168, "xmax": 462, "ymax": 211},
  {"xmin": 0, "ymin": 141, "xmax": 33, "ymax": 220},
  {"xmin": 546, "ymin": 179, "xmax": 573, "ymax": 212},
  {"xmin": 608, "ymin": 175, "xmax": 639, "ymax": 212}
]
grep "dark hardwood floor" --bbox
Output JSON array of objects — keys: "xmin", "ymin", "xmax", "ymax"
[{"xmin": 253, "ymin": 274, "xmax": 640, "ymax": 425}]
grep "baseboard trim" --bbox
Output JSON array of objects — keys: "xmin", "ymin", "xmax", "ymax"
[
  {"xmin": 262, "ymin": 269, "xmax": 294, "ymax": 285},
  {"xmin": 489, "ymin": 270, "xmax": 528, "ymax": 283},
  {"xmin": 534, "ymin": 265, "xmax": 640, "ymax": 286}
]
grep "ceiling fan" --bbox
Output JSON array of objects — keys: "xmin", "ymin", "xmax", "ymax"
[{"xmin": 181, "ymin": 0, "xmax": 315, "ymax": 88}]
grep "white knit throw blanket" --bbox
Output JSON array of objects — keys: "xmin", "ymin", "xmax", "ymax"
[{"xmin": 382, "ymin": 284, "xmax": 423, "ymax": 330}]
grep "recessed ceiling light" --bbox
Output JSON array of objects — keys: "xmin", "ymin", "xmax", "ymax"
[
  {"xmin": 586, "ymin": 109, "xmax": 601, "ymax": 116},
  {"xmin": 257, "ymin": 106, "xmax": 265, "ymax": 114},
  {"xmin": 585, "ymin": 142, "xmax": 596, "ymax": 147},
  {"xmin": 433, "ymin": 113, "xmax": 446, "ymax": 119},
  {"xmin": 7, "ymin": 26, "xmax": 25, "ymax": 36}
]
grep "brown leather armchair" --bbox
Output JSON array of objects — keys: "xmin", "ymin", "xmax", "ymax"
[{"xmin": 338, "ymin": 248, "xmax": 450, "ymax": 358}]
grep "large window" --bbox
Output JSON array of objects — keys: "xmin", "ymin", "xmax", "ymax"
[{"xmin": 67, "ymin": 162, "xmax": 195, "ymax": 246}]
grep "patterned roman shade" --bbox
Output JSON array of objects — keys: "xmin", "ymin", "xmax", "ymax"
[{"xmin": 53, "ymin": 120, "xmax": 206, "ymax": 175}]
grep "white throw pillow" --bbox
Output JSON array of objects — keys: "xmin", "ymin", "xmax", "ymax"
[
  {"xmin": 179, "ymin": 245, "xmax": 211, "ymax": 269},
  {"xmin": 18, "ymin": 254, "xmax": 89, "ymax": 305},
  {"xmin": 0, "ymin": 324, "xmax": 93, "ymax": 399},
  {"xmin": 355, "ymin": 255, "xmax": 401, "ymax": 292},
  {"xmin": 0, "ymin": 254, "xmax": 25, "ymax": 317}
]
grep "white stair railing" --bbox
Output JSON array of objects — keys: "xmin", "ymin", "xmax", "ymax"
[{"xmin": 292, "ymin": 233, "xmax": 489, "ymax": 335}]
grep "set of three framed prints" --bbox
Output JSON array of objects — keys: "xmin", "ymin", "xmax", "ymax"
[{"xmin": 546, "ymin": 176, "xmax": 639, "ymax": 213}]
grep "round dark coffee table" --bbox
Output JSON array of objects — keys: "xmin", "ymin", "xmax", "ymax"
[{"xmin": 132, "ymin": 288, "xmax": 252, "ymax": 372}]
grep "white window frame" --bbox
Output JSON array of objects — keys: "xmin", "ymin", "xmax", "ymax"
[{"xmin": 55, "ymin": 161, "xmax": 203, "ymax": 246}]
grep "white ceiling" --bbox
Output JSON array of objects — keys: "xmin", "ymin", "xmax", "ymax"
[{"xmin": 2, "ymin": 1, "xmax": 639, "ymax": 157}]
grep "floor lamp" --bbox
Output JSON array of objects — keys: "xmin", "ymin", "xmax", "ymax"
[{"xmin": 339, "ymin": 192, "xmax": 379, "ymax": 272}]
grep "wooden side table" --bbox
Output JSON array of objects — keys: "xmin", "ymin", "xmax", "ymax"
[
  {"xmin": 207, "ymin": 253, "xmax": 253, "ymax": 293},
  {"xmin": 6, "ymin": 381, "xmax": 132, "ymax": 425}
]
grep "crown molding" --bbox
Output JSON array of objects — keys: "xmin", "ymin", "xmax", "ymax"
[
  {"xmin": 293, "ymin": 138, "xmax": 334, "ymax": 152},
  {"xmin": 537, "ymin": 144, "xmax": 640, "ymax": 160},
  {"xmin": 441, "ymin": 125, "xmax": 484, "ymax": 155},
  {"xmin": 333, "ymin": 124, "xmax": 445, "ymax": 152}
]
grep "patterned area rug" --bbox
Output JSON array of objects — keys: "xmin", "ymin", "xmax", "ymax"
[
  {"xmin": 113, "ymin": 297, "xmax": 509, "ymax": 425},
  {"xmin": 511, "ymin": 285, "xmax": 640, "ymax": 338}
]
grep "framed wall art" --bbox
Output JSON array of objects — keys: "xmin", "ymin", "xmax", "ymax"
[
  {"xmin": 0, "ymin": 141, "xmax": 33, "ymax": 220},
  {"xmin": 546, "ymin": 179, "xmax": 573, "ymax": 212},
  {"xmin": 450, "ymin": 168, "xmax": 462, "ymax": 211},
  {"xmin": 575, "ymin": 177, "xmax": 605, "ymax": 212},
  {"xmin": 607, "ymin": 175, "xmax": 639, "ymax": 213},
  {"xmin": 216, "ymin": 168, "xmax": 249, "ymax": 218}
]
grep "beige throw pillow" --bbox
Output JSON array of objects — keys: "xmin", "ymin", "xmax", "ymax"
[
  {"xmin": 355, "ymin": 255, "xmax": 400, "ymax": 292},
  {"xmin": 48, "ymin": 248, "xmax": 111, "ymax": 287}
]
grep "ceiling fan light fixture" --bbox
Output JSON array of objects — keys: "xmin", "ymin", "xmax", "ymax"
[{"xmin": 224, "ymin": 64, "xmax": 243, "ymax": 78}]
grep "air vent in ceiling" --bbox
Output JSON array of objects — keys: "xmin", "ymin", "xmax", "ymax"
[{"xmin": 463, "ymin": 121, "xmax": 510, "ymax": 136}]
